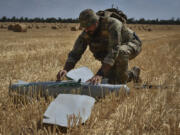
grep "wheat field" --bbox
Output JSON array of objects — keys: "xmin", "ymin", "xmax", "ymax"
[{"xmin": 0, "ymin": 23, "xmax": 180, "ymax": 135}]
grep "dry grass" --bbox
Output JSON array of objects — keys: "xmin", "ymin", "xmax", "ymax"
[{"xmin": 0, "ymin": 23, "xmax": 179, "ymax": 135}]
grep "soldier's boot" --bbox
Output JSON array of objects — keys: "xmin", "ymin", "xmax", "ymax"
[
  {"xmin": 132, "ymin": 66, "xmax": 142, "ymax": 83},
  {"xmin": 128, "ymin": 66, "xmax": 142, "ymax": 83}
]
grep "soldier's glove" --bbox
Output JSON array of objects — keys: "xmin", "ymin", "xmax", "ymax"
[
  {"xmin": 56, "ymin": 70, "xmax": 67, "ymax": 81},
  {"xmin": 96, "ymin": 63, "xmax": 112, "ymax": 77},
  {"xmin": 88, "ymin": 63, "xmax": 112, "ymax": 85},
  {"xmin": 87, "ymin": 75, "xmax": 102, "ymax": 85},
  {"xmin": 56, "ymin": 62, "xmax": 75, "ymax": 81}
]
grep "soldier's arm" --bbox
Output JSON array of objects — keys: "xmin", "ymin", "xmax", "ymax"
[
  {"xmin": 97, "ymin": 19, "xmax": 123, "ymax": 76},
  {"xmin": 103, "ymin": 19, "xmax": 123, "ymax": 66},
  {"xmin": 64, "ymin": 32, "xmax": 88, "ymax": 71}
]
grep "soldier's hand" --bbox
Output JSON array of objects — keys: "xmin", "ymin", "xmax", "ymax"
[
  {"xmin": 56, "ymin": 70, "xmax": 67, "ymax": 81},
  {"xmin": 87, "ymin": 75, "xmax": 102, "ymax": 85}
]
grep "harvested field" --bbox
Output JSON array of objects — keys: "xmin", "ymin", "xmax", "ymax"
[
  {"xmin": 0, "ymin": 23, "xmax": 180, "ymax": 134},
  {"xmin": 71, "ymin": 26, "xmax": 78, "ymax": 31}
]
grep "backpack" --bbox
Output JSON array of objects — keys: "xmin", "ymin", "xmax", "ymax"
[{"xmin": 96, "ymin": 8, "xmax": 127, "ymax": 23}]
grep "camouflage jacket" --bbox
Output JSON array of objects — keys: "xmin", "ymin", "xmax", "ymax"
[{"xmin": 66, "ymin": 17, "xmax": 139, "ymax": 68}]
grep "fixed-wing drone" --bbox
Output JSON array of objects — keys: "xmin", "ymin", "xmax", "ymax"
[{"xmin": 9, "ymin": 67, "xmax": 130, "ymax": 127}]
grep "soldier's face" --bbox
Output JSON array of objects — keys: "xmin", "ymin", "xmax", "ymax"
[{"xmin": 85, "ymin": 22, "xmax": 98, "ymax": 34}]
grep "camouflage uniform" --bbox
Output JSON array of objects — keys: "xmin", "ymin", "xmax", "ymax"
[{"xmin": 65, "ymin": 11, "xmax": 142, "ymax": 84}]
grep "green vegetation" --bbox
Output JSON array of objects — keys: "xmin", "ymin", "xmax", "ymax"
[{"xmin": 0, "ymin": 16, "xmax": 180, "ymax": 24}]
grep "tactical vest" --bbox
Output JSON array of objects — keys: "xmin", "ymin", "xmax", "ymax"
[
  {"xmin": 82, "ymin": 17, "xmax": 141, "ymax": 62},
  {"xmin": 83, "ymin": 17, "xmax": 109, "ymax": 61}
]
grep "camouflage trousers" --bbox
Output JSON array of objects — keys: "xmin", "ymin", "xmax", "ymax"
[{"xmin": 105, "ymin": 39, "xmax": 142, "ymax": 84}]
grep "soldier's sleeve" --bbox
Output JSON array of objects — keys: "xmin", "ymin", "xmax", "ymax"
[
  {"xmin": 65, "ymin": 32, "xmax": 88, "ymax": 69},
  {"xmin": 103, "ymin": 19, "xmax": 123, "ymax": 66}
]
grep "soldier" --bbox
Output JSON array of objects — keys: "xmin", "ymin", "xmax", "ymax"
[{"xmin": 57, "ymin": 9, "xmax": 142, "ymax": 85}]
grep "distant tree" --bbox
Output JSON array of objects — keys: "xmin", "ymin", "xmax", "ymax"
[
  {"xmin": 176, "ymin": 18, "xmax": 180, "ymax": 24},
  {"xmin": 127, "ymin": 18, "xmax": 135, "ymax": 24},
  {"xmin": 58, "ymin": 17, "xmax": 62, "ymax": 22},
  {"xmin": 24, "ymin": 17, "xmax": 29, "ymax": 22},
  {"xmin": 170, "ymin": 17, "xmax": 175, "ymax": 24},
  {"xmin": 155, "ymin": 18, "xmax": 159, "ymax": 24},
  {"xmin": 46, "ymin": 17, "xmax": 57, "ymax": 23},
  {"xmin": 11, "ymin": 16, "xmax": 17, "ymax": 22},
  {"xmin": 34, "ymin": 17, "xmax": 41, "ymax": 22},
  {"xmin": 19, "ymin": 17, "xmax": 24, "ymax": 22},
  {"xmin": 41, "ymin": 17, "xmax": 45, "ymax": 22},
  {"xmin": 1, "ymin": 16, "xmax": 7, "ymax": 22},
  {"xmin": 138, "ymin": 18, "xmax": 145, "ymax": 24}
]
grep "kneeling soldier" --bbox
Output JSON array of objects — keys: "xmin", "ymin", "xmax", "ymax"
[{"xmin": 57, "ymin": 9, "xmax": 142, "ymax": 84}]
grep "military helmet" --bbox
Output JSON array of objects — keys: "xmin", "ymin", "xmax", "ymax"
[{"xmin": 79, "ymin": 9, "xmax": 99, "ymax": 28}]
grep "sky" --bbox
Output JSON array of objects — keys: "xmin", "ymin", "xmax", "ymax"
[{"xmin": 0, "ymin": 0, "xmax": 179, "ymax": 20}]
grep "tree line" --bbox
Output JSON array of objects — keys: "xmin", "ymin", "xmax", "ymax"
[
  {"xmin": 128, "ymin": 17, "xmax": 180, "ymax": 25},
  {"xmin": 0, "ymin": 16, "xmax": 180, "ymax": 25},
  {"xmin": 0, "ymin": 16, "xmax": 79, "ymax": 23}
]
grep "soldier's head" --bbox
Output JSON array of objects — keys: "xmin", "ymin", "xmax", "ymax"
[{"xmin": 79, "ymin": 9, "xmax": 99, "ymax": 34}]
